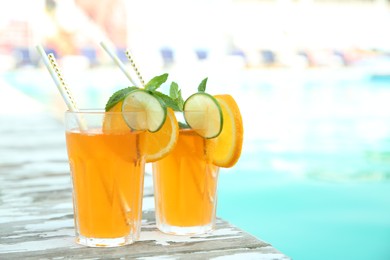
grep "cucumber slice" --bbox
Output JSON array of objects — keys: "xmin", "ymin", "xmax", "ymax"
[
  {"xmin": 121, "ymin": 89, "xmax": 167, "ymax": 132},
  {"xmin": 183, "ymin": 92, "xmax": 223, "ymax": 138}
]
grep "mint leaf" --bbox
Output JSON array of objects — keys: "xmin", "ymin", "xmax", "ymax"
[
  {"xmin": 198, "ymin": 78, "xmax": 208, "ymax": 92},
  {"xmin": 170, "ymin": 82, "xmax": 179, "ymax": 99},
  {"xmin": 145, "ymin": 73, "xmax": 168, "ymax": 91},
  {"xmin": 153, "ymin": 91, "xmax": 181, "ymax": 111},
  {"xmin": 169, "ymin": 82, "xmax": 184, "ymax": 111},
  {"xmin": 105, "ymin": 86, "xmax": 138, "ymax": 111},
  {"xmin": 175, "ymin": 90, "xmax": 184, "ymax": 111}
]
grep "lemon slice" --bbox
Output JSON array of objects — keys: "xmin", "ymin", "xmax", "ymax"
[
  {"xmin": 183, "ymin": 92, "xmax": 223, "ymax": 139},
  {"xmin": 122, "ymin": 89, "xmax": 167, "ymax": 132}
]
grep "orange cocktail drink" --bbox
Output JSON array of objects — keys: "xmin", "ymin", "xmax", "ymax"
[
  {"xmin": 153, "ymin": 112, "xmax": 219, "ymax": 235},
  {"xmin": 65, "ymin": 110, "xmax": 146, "ymax": 247},
  {"xmin": 152, "ymin": 91, "xmax": 244, "ymax": 236},
  {"xmin": 40, "ymin": 45, "xmax": 180, "ymax": 246}
]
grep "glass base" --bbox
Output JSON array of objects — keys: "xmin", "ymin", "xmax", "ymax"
[
  {"xmin": 157, "ymin": 223, "xmax": 215, "ymax": 236},
  {"xmin": 76, "ymin": 235, "xmax": 136, "ymax": 247}
]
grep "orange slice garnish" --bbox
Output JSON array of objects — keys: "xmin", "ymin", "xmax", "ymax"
[
  {"xmin": 104, "ymin": 101, "xmax": 178, "ymax": 162},
  {"xmin": 141, "ymin": 108, "xmax": 178, "ymax": 162},
  {"xmin": 207, "ymin": 95, "xmax": 243, "ymax": 168}
]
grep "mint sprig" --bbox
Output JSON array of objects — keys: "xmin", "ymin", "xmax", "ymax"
[
  {"xmin": 169, "ymin": 82, "xmax": 184, "ymax": 111},
  {"xmin": 198, "ymin": 78, "xmax": 208, "ymax": 92},
  {"xmin": 105, "ymin": 73, "xmax": 181, "ymax": 112},
  {"xmin": 153, "ymin": 91, "xmax": 181, "ymax": 111},
  {"xmin": 105, "ymin": 74, "xmax": 211, "ymax": 116},
  {"xmin": 105, "ymin": 86, "xmax": 138, "ymax": 111},
  {"xmin": 142, "ymin": 73, "xmax": 182, "ymax": 111},
  {"xmin": 145, "ymin": 73, "xmax": 168, "ymax": 91}
]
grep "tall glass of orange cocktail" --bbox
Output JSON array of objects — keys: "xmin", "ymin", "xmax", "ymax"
[
  {"xmin": 152, "ymin": 88, "xmax": 243, "ymax": 235},
  {"xmin": 65, "ymin": 110, "xmax": 146, "ymax": 247},
  {"xmin": 153, "ymin": 111, "xmax": 220, "ymax": 235},
  {"xmin": 38, "ymin": 44, "xmax": 180, "ymax": 247}
]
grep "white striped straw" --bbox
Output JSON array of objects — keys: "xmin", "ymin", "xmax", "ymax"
[
  {"xmin": 36, "ymin": 45, "xmax": 88, "ymax": 131},
  {"xmin": 125, "ymin": 50, "xmax": 145, "ymax": 88},
  {"xmin": 37, "ymin": 45, "xmax": 132, "ymax": 213},
  {"xmin": 100, "ymin": 41, "xmax": 138, "ymax": 86},
  {"xmin": 47, "ymin": 54, "xmax": 79, "ymax": 110}
]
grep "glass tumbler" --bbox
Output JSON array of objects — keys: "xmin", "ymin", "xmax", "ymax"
[
  {"xmin": 65, "ymin": 110, "xmax": 146, "ymax": 247},
  {"xmin": 152, "ymin": 111, "xmax": 219, "ymax": 235}
]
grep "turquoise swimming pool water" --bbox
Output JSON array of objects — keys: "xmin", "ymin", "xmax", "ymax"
[
  {"xmin": 3, "ymin": 67, "xmax": 390, "ymax": 259},
  {"xmin": 218, "ymin": 172, "xmax": 390, "ymax": 260},
  {"xmin": 215, "ymin": 70, "xmax": 390, "ymax": 260}
]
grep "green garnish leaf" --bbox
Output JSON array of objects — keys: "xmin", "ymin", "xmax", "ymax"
[
  {"xmin": 198, "ymin": 77, "xmax": 208, "ymax": 92},
  {"xmin": 169, "ymin": 82, "xmax": 184, "ymax": 111},
  {"xmin": 105, "ymin": 86, "xmax": 138, "ymax": 111},
  {"xmin": 153, "ymin": 91, "xmax": 181, "ymax": 111},
  {"xmin": 170, "ymin": 82, "xmax": 179, "ymax": 99},
  {"xmin": 105, "ymin": 74, "xmax": 212, "ymax": 118},
  {"xmin": 145, "ymin": 73, "xmax": 168, "ymax": 91},
  {"xmin": 175, "ymin": 90, "xmax": 184, "ymax": 111}
]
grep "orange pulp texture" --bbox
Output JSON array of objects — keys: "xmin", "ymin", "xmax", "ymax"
[
  {"xmin": 153, "ymin": 129, "xmax": 219, "ymax": 227},
  {"xmin": 66, "ymin": 129, "xmax": 145, "ymax": 238}
]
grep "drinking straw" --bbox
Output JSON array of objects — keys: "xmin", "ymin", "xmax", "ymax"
[
  {"xmin": 36, "ymin": 45, "xmax": 88, "ymax": 131},
  {"xmin": 37, "ymin": 45, "xmax": 133, "ymax": 218},
  {"xmin": 125, "ymin": 50, "xmax": 145, "ymax": 88},
  {"xmin": 100, "ymin": 41, "xmax": 138, "ymax": 86}
]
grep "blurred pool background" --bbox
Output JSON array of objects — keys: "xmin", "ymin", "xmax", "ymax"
[{"xmin": 1, "ymin": 0, "xmax": 390, "ymax": 259}]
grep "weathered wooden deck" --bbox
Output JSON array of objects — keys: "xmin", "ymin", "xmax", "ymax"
[{"xmin": 0, "ymin": 89, "xmax": 290, "ymax": 259}]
